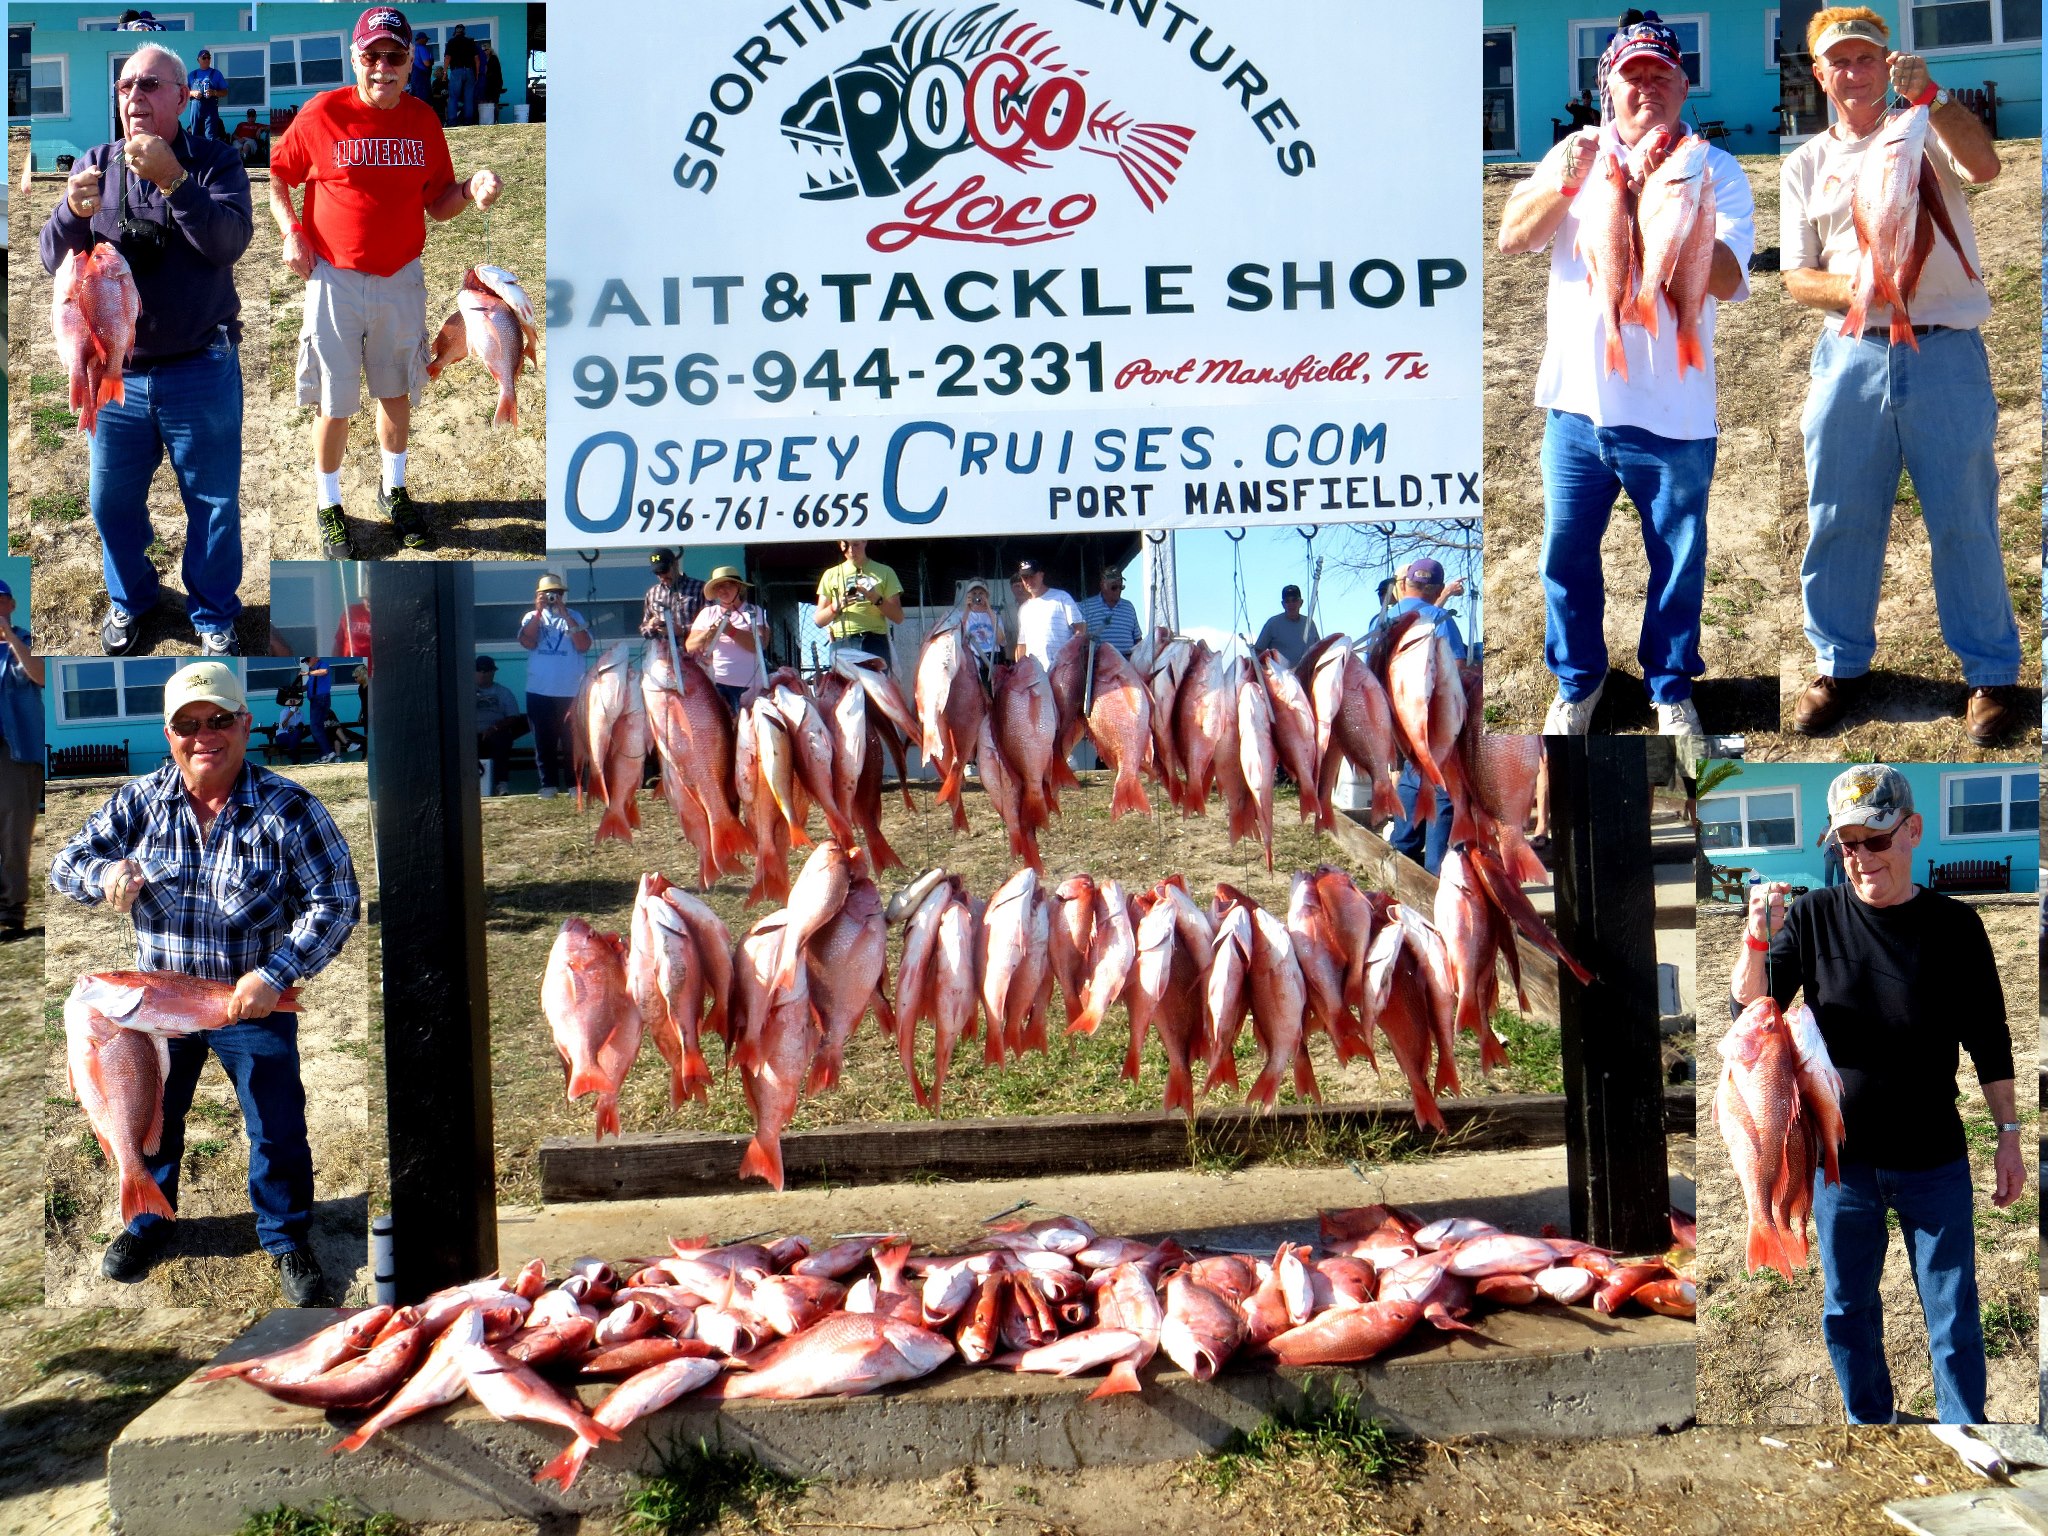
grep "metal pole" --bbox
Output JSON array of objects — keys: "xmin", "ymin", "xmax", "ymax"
[
  {"xmin": 1546, "ymin": 734, "xmax": 1669, "ymax": 1254},
  {"xmin": 367, "ymin": 561, "xmax": 497, "ymax": 1300}
]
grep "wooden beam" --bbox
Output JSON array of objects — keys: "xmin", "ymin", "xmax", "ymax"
[
  {"xmin": 539, "ymin": 1087, "xmax": 1697, "ymax": 1202},
  {"xmin": 1324, "ymin": 810, "xmax": 1562, "ymax": 1022}
]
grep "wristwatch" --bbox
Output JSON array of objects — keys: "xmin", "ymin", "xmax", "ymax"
[
  {"xmin": 1996, "ymin": 1122, "xmax": 2022, "ymax": 1134},
  {"xmin": 1931, "ymin": 86, "xmax": 1952, "ymax": 110},
  {"xmin": 162, "ymin": 168, "xmax": 188, "ymax": 197}
]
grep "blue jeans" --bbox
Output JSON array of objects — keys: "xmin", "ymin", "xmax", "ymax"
[
  {"xmin": 447, "ymin": 65, "xmax": 475, "ymax": 124},
  {"xmin": 1390, "ymin": 760, "xmax": 1453, "ymax": 875},
  {"xmin": 1538, "ymin": 409, "xmax": 1714, "ymax": 705},
  {"xmin": 1813, "ymin": 1156, "xmax": 1985, "ymax": 1425},
  {"xmin": 87, "ymin": 334, "xmax": 243, "ymax": 635},
  {"xmin": 189, "ymin": 98, "xmax": 226, "ymax": 142},
  {"xmin": 130, "ymin": 1012, "xmax": 313, "ymax": 1255},
  {"xmin": 1799, "ymin": 327, "xmax": 2019, "ymax": 686},
  {"xmin": 308, "ymin": 692, "xmax": 335, "ymax": 757},
  {"xmin": 528, "ymin": 691, "xmax": 573, "ymax": 791}
]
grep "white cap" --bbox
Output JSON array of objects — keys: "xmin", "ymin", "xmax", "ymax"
[
  {"xmin": 162, "ymin": 661, "xmax": 247, "ymax": 721},
  {"xmin": 1812, "ymin": 18, "xmax": 1888, "ymax": 58}
]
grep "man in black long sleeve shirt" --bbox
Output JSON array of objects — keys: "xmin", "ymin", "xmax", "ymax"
[
  {"xmin": 1731, "ymin": 763, "xmax": 2020, "ymax": 1425},
  {"xmin": 39, "ymin": 42, "xmax": 252, "ymax": 659}
]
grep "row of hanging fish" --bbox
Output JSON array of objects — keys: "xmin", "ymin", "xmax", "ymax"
[
  {"xmin": 62, "ymin": 971, "xmax": 304, "ymax": 1225},
  {"xmin": 1840, "ymin": 106, "xmax": 1976, "ymax": 348},
  {"xmin": 425, "ymin": 264, "xmax": 539, "ymax": 426},
  {"xmin": 543, "ymin": 843, "xmax": 1592, "ymax": 1188},
  {"xmin": 204, "ymin": 1204, "xmax": 1695, "ymax": 1489},
  {"xmin": 1715, "ymin": 996, "xmax": 1845, "ymax": 1280},
  {"xmin": 1572, "ymin": 123, "xmax": 1718, "ymax": 379}
]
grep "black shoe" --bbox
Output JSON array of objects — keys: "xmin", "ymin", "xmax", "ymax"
[
  {"xmin": 102, "ymin": 1223, "xmax": 173, "ymax": 1283},
  {"xmin": 316, "ymin": 503, "xmax": 356, "ymax": 560},
  {"xmin": 274, "ymin": 1246, "xmax": 325, "ymax": 1307},
  {"xmin": 0, "ymin": 922, "xmax": 24, "ymax": 942},
  {"xmin": 100, "ymin": 606, "xmax": 139, "ymax": 657},
  {"xmin": 378, "ymin": 485, "xmax": 431, "ymax": 550}
]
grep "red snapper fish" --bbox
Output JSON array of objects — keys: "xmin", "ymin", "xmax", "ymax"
[
  {"xmin": 1631, "ymin": 132, "xmax": 1717, "ymax": 374},
  {"xmin": 1571, "ymin": 125, "xmax": 1637, "ymax": 380},
  {"xmin": 427, "ymin": 265, "xmax": 538, "ymax": 425},
  {"xmin": 541, "ymin": 917, "xmax": 643, "ymax": 1140},
  {"xmin": 69, "ymin": 971, "xmax": 301, "ymax": 1034},
  {"xmin": 64, "ymin": 994, "xmax": 174, "ymax": 1226},
  {"xmin": 1842, "ymin": 106, "xmax": 1976, "ymax": 349},
  {"xmin": 52, "ymin": 242, "xmax": 139, "ymax": 433}
]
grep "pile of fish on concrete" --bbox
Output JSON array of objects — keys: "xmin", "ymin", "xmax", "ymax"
[
  {"xmin": 205, "ymin": 1205, "xmax": 1696, "ymax": 1491},
  {"xmin": 1839, "ymin": 105, "xmax": 1976, "ymax": 347},
  {"xmin": 51, "ymin": 242, "xmax": 139, "ymax": 434},
  {"xmin": 1573, "ymin": 122, "xmax": 1718, "ymax": 379},
  {"xmin": 1714, "ymin": 997, "xmax": 1845, "ymax": 1279},
  {"xmin": 61, "ymin": 972, "xmax": 304, "ymax": 1224},
  {"xmin": 545, "ymin": 840, "xmax": 1595, "ymax": 1188},
  {"xmin": 426, "ymin": 265, "xmax": 538, "ymax": 426}
]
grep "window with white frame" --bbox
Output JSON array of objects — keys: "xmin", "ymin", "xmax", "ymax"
[
  {"xmin": 212, "ymin": 43, "xmax": 264, "ymax": 108},
  {"xmin": 1571, "ymin": 14, "xmax": 1707, "ymax": 96},
  {"xmin": 28, "ymin": 55, "xmax": 66, "ymax": 118},
  {"xmin": 1766, "ymin": 9, "xmax": 1780, "ymax": 66},
  {"xmin": 1700, "ymin": 788, "xmax": 1799, "ymax": 853},
  {"xmin": 476, "ymin": 562, "xmax": 642, "ymax": 647},
  {"xmin": 270, "ymin": 32, "xmax": 343, "ymax": 92},
  {"xmin": 1942, "ymin": 770, "xmax": 2039, "ymax": 838},
  {"xmin": 411, "ymin": 19, "xmax": 497, "ymax": 65},
  {"xmin": 1483, "ymin": 27, "xmax": 1518, "ymax": 156},
  {"xmin": 1908, "ymin": 0, "xmax": 2041, "ymax": 50},
  {"xmin": 57, "ymin": 657, "xmax": 185, "ymax": 723},
  {"xmin": 79, "ymin": 14, "xmax": 196, "ymax": 29}
]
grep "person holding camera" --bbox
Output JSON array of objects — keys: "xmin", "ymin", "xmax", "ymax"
[
  {"xmin": 518, "ymin": 571, "xmax": 591, "ymax": 800},
  {"xmin": 685, "ymin": 567, "xmax": 766, "ymax": 712},
  {"xmin": 186, "ymin": 50, "xmax": 228, "ymax": 143},
  {"xmin": 814, "ymin": 540, "xmax": 903, "ymax": 667},
  {"xmin": 38, "ymin": 42, "xmax": 254, "ymax": 659},
  {"xmin": 639, "ymin": 549, "xmax": 704, "ymax": 645}
]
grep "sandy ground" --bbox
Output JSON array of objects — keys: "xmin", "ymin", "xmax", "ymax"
[
  {"xmin": 10, "ymin": 131, "xmax": 273, "ymax": 657},
  {"xmin": 40, "ymin": 765, "xmax": 375, "ymax": 1312},
  {"xmin": 0, "ymin": 825, "xmax": 47, "ymax": 1314},
  {"xmin": 1694, "ymin": 898, "xmax": 2039, "ymax": 1425},
  {"xmin": 1483, "ymin": 153, "xmax": 1784, "ymax": 737},
  {"xmin": 264, "ymin": 121, "xmax": 546, "ymax": 562},
  {"xmin": 482, "ymin": 767, "xmax": 1582, "ymax": 1207}
]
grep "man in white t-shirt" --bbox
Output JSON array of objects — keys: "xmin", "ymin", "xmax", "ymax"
[
  {"xmin": 1781, "ymin": 8, "xmax": 2018, "ymax": 747},
  {"xmin": 1496, "ymin": 11, "xmax": 1754, "ymax": 738},
  {"xmin": 1011, "ymin": 559, "xmax": 1084, "ymax": 674}
]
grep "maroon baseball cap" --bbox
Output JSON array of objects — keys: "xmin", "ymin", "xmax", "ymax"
[{"xmin": 353, "ymin": 7, "xmax": 412, "ymax": 50}]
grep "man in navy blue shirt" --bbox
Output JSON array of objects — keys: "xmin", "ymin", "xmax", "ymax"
[
  {"xmin": 1380, "ymin": 558, "xmax": 1468, "ymax": 874},
  {"xmin": 1076, "ymin": 568, "xmax": 1141, "ymax": 657},
  {"xmin": 0, "ymin": 579, "xmax": 44, "ymax": 941},
  {"xmin": 186, "ymin": 50, "xmax": 227, "ymax": 142},
  {"xmin": 39, "ymin": 43, "xmax": 252, "ymax": 659}
]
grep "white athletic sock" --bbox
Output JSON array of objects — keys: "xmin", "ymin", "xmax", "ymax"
[
  {"xmin": 316, "ymin": 469, "xmax": 342, "ymax": 507},
  {"xmin": 381, "ymin": 449, "xmax": 407, "ymax": 492}
]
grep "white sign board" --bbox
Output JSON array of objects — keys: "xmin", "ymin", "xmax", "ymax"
[{"xmin": 547, "ymin": 0, "xmax": 1479, "ymax": 546}]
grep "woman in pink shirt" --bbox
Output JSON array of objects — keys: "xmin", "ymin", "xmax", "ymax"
[{"xmin": 684, "ymin": 566, "xmax": 763, "ymax": 711}]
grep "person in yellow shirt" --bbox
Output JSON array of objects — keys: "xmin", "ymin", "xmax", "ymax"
[{"xmin": 813, "ymin": 539, "xmax": 903, "ymax": 666}]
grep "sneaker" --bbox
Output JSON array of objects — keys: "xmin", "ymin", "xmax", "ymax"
[
  {"xmin": 1541, "ymin": 681, "xmax": 1604, "ymax": 736},
  {"xmin": 1652, "ymin": 698, "xmax": 1703, "ymax": 737},
  {"xmin": 1966, "ymin": 686, "xmax": 2015, "ymax": 747},
  {"xmin": 0, "ymin": 922, "xmax": 24, "ymax": 943},
  {"xmin": 316, "ymin": 503, "xmax": 356, "ymax": 560},
  {"xmin": 379, "ymin": 485, "xmax": 431, "ymax": 550},
  {"xmin": 102, "ymin": 1222, "xmax": 173, "ymax": 1284},
  {"xmin": 198, "ymin": 628, "xmax": 242, "ymax": 658},
  {"xmin": 100, "ymin": 606, "xmax": 139, "ymax": 657},
  {"xmin": 1792, "ymin": 674, "xmax": 1857, "ymax": 736},
  {"xmin": 274, "ymin": 1245, "xmax": 325, "ymax": 1307},
  {"xmin": 316, "ymin": 753, "xmax": 340, "ymax": 765},
  {"xmin": 491, "ymin": 782, "xmax": 508, "ymax": 797},
  {"xmin": 537, "ymin": 785, "xmax": 558, "ymax": 800}
]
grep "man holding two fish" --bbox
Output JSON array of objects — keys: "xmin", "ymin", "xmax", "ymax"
[
  {"xmin": 1496, "ymin": 10, "xmax": 1753, "ymax": 739},
  {"xmin": 1782, "ymin": 9, "xmax": 2018, "ymax": 746}
]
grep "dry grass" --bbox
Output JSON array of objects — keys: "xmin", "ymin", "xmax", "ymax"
[
  {"xmin": 10, "ymin": 131, "xmax": 273, "ymax": 655},
  {"xmin": 1694, "ymin": 898, "xmax": 2039, "ymax": 1425},
  {"xmin": 483, "ymin": 775, "xmax": 1563, "ymax": 1205},
  {"xmin": 41, "ymin": 766, "xmax": 375, "ymax": 1311},
  {"xmin": 1483, "ymin": 154, "xmax": 1784, "ymax": 736},
  {"xmin": 0, "ymin": 826, "xmax": 47, "ymax": 1312},
  {"xmin": 264, "ymin": 122, "xmax": 546, "ymax": 561}
]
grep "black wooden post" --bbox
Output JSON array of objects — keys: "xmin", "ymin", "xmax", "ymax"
[
  {"xmin": 1546, "ymin": 735, "xmax": 1669, "ymax": 1254},
  {"xmin": 366, "ymin": 562, "xmax": 497, "ymax": 1299}
]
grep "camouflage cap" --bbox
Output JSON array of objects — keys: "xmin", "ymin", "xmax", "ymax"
[{"xmin": 1825, "ymin": 763, "xmax": 1913, "ymax": 835}]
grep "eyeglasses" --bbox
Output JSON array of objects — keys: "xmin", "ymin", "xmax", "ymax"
[
  {"xmin": 169, "ymin": 710, "xmax": 239, "ymax": 738},
  {"xmin": 1837, "ymin": 828, "xmax": 1900, "ymax": 858},
  {"xmin": 1105, "ymin": 582, "xmax": 1124, "ymax": 590},
  {"xmin": 360, "ymin": 48, "xmax": 409, "ymax": 67},
  {"xmin": 116, "ymin": 75, "xmax": 169, "ymax": 95}
]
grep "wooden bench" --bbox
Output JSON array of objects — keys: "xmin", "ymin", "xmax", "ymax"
[
  {"xmin": 1930, "ymin": 855, "xmax": 2010, "ymax": 894},
  {"xmin": 1954, "ymin": 82, "xmax": 1997, "ymax": 138},
  {"xmin": 47, "ymin": 742, "xmax": 128, "ymax": 779},
  {"xmin": 1707, "ymin": 864, "xmax": 1751, "ymax": 903}
]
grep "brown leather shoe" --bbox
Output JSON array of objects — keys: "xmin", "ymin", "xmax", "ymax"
[
  {"xmin": 1792, "ymin": 674, "xmax": 1856, "ymax": 735},
  {"xmin": 1966, "ymin": 686, "xmax": 2015, "ymax": 746}
]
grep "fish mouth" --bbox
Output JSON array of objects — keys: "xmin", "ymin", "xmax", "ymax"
[{"xmin": 782, "ymin": 124, "xmax": 861, "ymax": 201}]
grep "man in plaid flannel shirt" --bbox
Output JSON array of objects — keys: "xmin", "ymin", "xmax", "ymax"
[
  {"xmin": 639, "ymin": 549, "xmax": 704, "ymax": 643},
  {"xmin": 50, "ymin": 662, "xmax": 360, "ymax": 1303}
]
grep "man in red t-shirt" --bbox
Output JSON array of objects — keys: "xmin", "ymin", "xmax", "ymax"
[{"xmin": 269, "ymin": 6, "xmax": 503, "ymax": 557}]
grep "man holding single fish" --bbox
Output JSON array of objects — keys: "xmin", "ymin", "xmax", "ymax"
[
  {"xmin": 1782, "ymin": 9, "xmax": 2017, "ymax": 745},
  {"xmin": 49, "ymin": 663, "xmax": 361, "ymax": 1301},
  {"xmin": 1495, "ymin": 10, "xmax": 1753, "ymax": 738}
]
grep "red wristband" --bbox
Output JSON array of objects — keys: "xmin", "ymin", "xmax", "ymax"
[
  {"xmin": 1744, "ymin": 933, "xmax": 1769, "ymax": 952},
  {"xmin": 1910, "ymin": 80, "xmax": 1938, "ymax": 108}
]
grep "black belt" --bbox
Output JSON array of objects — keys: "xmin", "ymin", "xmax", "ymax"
[
  {"xmin": 129, "ymin": 327, "xmax": 231, "ymax": 372},
  {"xmin": 1857, "ymin": 323, "xmax": 1950, "ymax": 343}
]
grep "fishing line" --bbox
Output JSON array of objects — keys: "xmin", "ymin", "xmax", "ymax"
[{"xmin": 1227, "ymin": 528, "xmax": 1252, "ymax": 660}]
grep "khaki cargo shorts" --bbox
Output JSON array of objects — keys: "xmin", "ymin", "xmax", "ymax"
[{"xmin": 296, "ymin": 256, "xmax": 431, "ymax": 418}]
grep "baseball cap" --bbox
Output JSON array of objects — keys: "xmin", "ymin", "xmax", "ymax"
[
  {"xmin": 353, "ymin": 6, "xmax": 412, "ymax": 51},
  {"xmin": 1014, "ymin": 559, "xmax": 1042, "ymax": 579},
  {"xmin": 0, "ymin": 578, "xmax": 13, "ymax": 599},
  {"xmin": 1602, "ymin": 11, "xmax": 1686, "ymax": 78},
  {"xmin": 650, "ymin": 549, "xmax": 676, "ymax": 572},
  {"xmin": 163, "ymin": 661, "xmax": 247, "ymax": 721},
  {"xmin": 1281, "ymin": 584, "xmax": 1303, "ymax": 601},
  {"xmin": 475, "ymin": 655, "xmax": 497, "ymax": 672},
  {"xmin": 535, "ymin": 571, "xmax": 567, "ymax": 593},
  {"xmin": 1404, "ymin": 558, "xmax": 1446, "ymax": 586},
  {"xmin": 1813, "ymin": 16, "xmax": 1888, "ymax": 57},
  {"xmin": 1825, "ymin": 764, "xmax": 1914, "ymax": 835}
]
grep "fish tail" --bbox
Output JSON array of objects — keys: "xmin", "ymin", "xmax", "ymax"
[
  {"xmin": 120, "ymin": 1168, "xmax": 176, "ymax": 1227},
  {"xmin": 1164, "ymin": 1062, "xmax": 1194, "ymax": 1117},
  {"xmin": 806, "ymin": 1046, "xmax": 842, "ymax": 1096},
  {"xmin": 594, "ymin": 1095, "xmax": 621, "ymax": 1141},
  {"xmin": 1088, "ymin": 1358, "xmax": 1144, "ymax": 1398},
  {"xmin": 984, "ymin": 1021, "xmax": 1007, "ymax": 1067},
  {"xmin": 565, "ymin": 1063, "xmax": 610, "ymax": 1100},
  {"xmin": 533, "ymin": 1439, "xmax": 594, "ymax": 1490},
  {"xmin": 495, "ymin": 389, "xmax": 519, "ymax": 429},
  {"xmin": 1292, "ymin": 1050, "xmax": 1321, "ymax": 1104},
  {"xmin": 1675, "ymin": 320, "xmax": 1707, "ymax": 377},
  {"xmin": 1066, "ymin": 1003, "xmax": 1102, "ymax": 1037},
  {"xmin": 681, "ymin": 1046, "xmax": 714, "ymax": 1104},
  {"xmin": 1245, "ymin": 1065, "xmax": 1281, "ymax": 1109},
  {"xmin": 274, "ymin": 987, "xmax": 302, "ymax": 1012},
  {"xmin": 1633, "ymin": 285, "xmax": 1660, "ymax": 338},
  {"xmin": 1200, "ymin": 1050, "xmax": 1239, "ymax": 1094},
  {"xmin": 1109, "ymin": 772, "xmax": 1152, "ymax": 821},
  {"xmin": 1603, "ymin": 324, "xmax": 1630, "ymax": 382},
  {"xmin": 97, "ymin": 372, "xmax": 125, "ymax": 409},
  {"xmin": 737, "ymin": 1132, "xmax": 786, "ymax": 1191},
  {"xmin": 1889, "ymin": 309, "xmax": 1919, "ymax": 351},
  {"xmin": 1409, "ymin": 1080, "xmax": 1448, "ymax": 1134},
  {"xmin": 594, "ymin": 802, "xmax": 634, "ymax": 844}
]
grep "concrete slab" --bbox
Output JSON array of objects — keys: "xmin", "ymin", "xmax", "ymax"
[{"xmin": 112, "ymin": 1304, "xmax": 1695, "ymax": 1532}]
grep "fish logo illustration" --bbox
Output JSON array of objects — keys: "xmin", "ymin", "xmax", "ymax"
[{"xmin": 780, "ymin": 5, "xmax": 1194, "ymax": 248}]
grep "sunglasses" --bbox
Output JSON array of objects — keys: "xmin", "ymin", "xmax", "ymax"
[
  {"xmin": 1105, "ymin": 583, "xmax": 1124, "ymax": 590},
  {"xmin": 169, "ymin": 710, "xmax": 239, "ymax": 738},
  {"xmin": 116, "ymin": 75, "xmax": 170, "ymax": 95},
  {"xmin": 360, "ymin": 48, "xmax": 409, "ymax": 67},
  {"xmin": 1836, "ymin": 827, "xmax": 1901, "ymax": 858}
]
